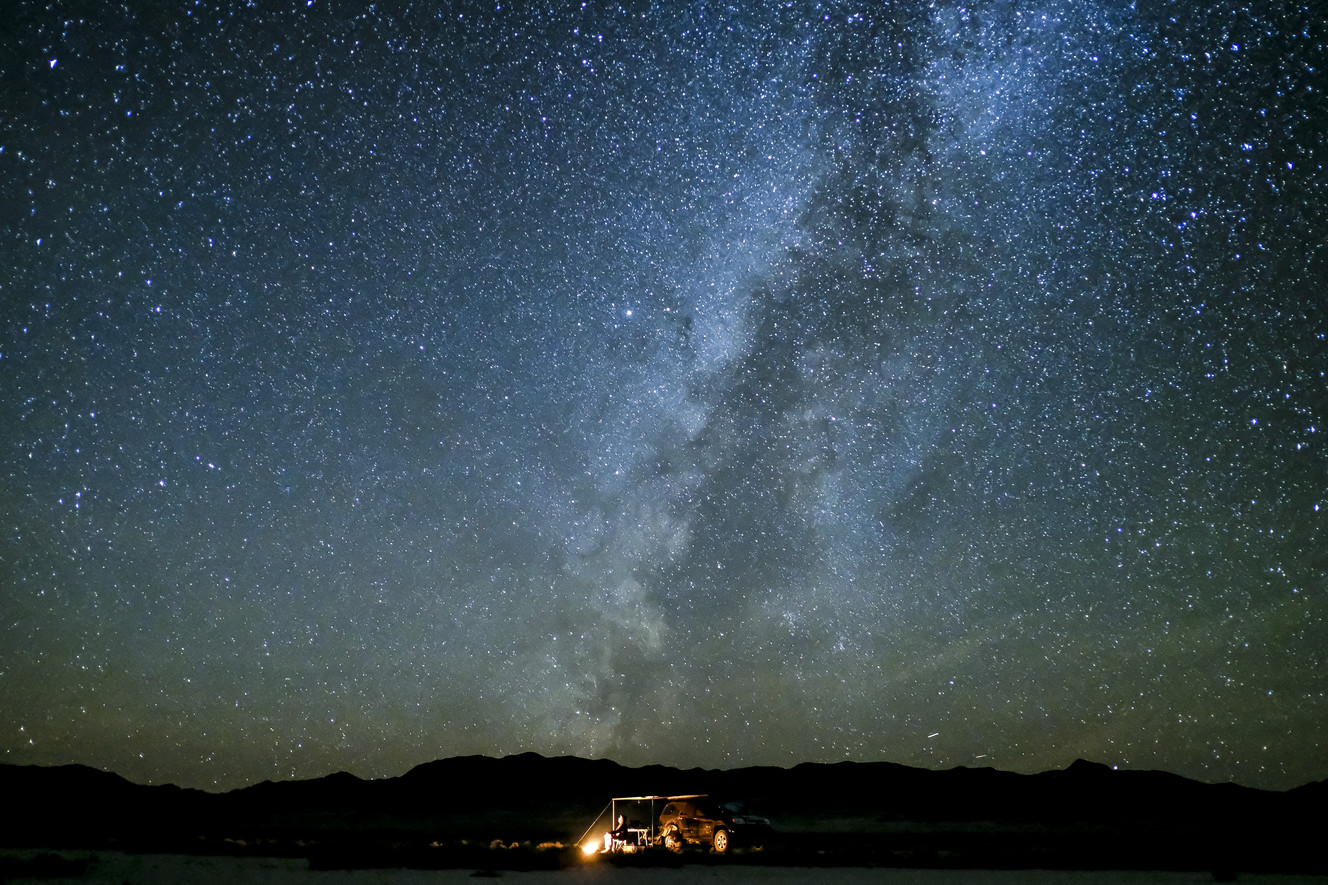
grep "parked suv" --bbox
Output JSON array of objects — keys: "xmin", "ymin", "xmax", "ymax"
[{"xmin": 656, "ymin": 798, "xmax": 770, "ymax": 853}]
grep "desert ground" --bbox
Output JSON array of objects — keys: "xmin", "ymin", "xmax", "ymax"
[{"xmin": 3, "ymin": 850, "xmax": 1327, "ymax": 885}]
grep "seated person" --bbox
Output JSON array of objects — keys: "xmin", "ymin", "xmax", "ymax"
[{"xmin": 603, "ymin": 815, "xmax": 629, "ymax": 852}]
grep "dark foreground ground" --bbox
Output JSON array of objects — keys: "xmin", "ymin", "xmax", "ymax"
[
  {"xmin": 2, "ymin": 755, "xmax": 1325, "ymax": 878},
  {"xmin": 3, "ymin": 849, "xmax": 1328, "ymax": 885}
]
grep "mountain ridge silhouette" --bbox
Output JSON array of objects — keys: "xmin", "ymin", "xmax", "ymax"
[{"xmin": 2, "ymin": 754, "xmax": 1323, "ymax": 872}]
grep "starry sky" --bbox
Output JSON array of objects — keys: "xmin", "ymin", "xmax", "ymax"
[{"xmin": 3, "ymin": 0, "xmax": 1325, "ymax": 794}]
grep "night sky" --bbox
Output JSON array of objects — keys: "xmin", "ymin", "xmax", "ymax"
[{"xmin": 3, "ymin": 1, "xmax": 1325, "ymax": 794}]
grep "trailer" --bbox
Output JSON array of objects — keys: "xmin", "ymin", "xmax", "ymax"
[
  {"xmin": 580, "ymin": 794, "xmax": 704, "ymax": 854},
  {"xmin": 580, "ymin": 793, "xmax": 769, "ymax": 855}
]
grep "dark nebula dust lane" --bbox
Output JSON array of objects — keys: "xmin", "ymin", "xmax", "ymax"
[{"xmin": 2, "ymin": 1, "xmax": 1325, "ymax": 792}]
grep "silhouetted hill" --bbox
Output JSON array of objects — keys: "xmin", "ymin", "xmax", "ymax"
[
  {"xmin": 0, "ymin": 763, "xmax": 214, "ymax": 850},
  {"xmin": 1, "ymin": 755, "xmax": 1323, "ymax": 873}
]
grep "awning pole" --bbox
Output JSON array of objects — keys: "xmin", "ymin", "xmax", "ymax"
[{"xmin": 576, "ymin": 801, "xmax": 611, "ymax": 849}]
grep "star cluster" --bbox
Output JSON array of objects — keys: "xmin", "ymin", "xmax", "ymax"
[{"xmin": 2, "ymin": 1, "xmax": 1325, "ymax": 792}]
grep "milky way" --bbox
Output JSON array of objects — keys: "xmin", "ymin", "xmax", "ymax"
[{"xmin": 2, "ymin": 1, "xmax": 1325, "ymax": 792}]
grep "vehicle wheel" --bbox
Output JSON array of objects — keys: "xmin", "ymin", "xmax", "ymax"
[
  {"xmin": 711, "ymin": 828, "xmax": 729, "ymax": 854},
  {"xmin": 663, "ymin": 830, "xmax": 684, "ymax": 854}
]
